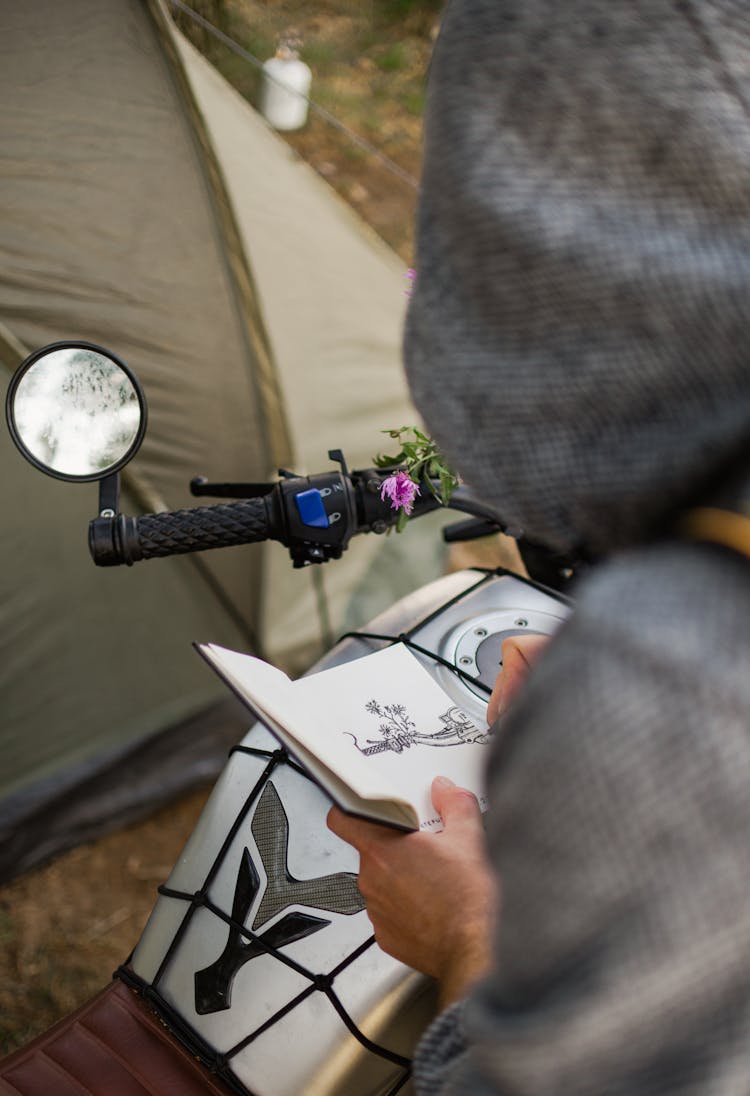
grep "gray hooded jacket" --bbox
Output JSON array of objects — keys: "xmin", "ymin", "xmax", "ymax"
[{"xmin": 405, "ymin": 1, "xmax": 750, "ymax": 1092}]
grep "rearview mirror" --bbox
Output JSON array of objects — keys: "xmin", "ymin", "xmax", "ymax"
[{"xmin": 5, "ymin": 341, "xmax": 147, "ymax": 481}]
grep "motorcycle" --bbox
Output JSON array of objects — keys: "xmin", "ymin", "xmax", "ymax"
[{"xmin": 2, "ymin": 342, "xmax": 573, "ymax": 1096}]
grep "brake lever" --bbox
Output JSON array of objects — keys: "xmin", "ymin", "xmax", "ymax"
[
  {"xmin": 190, "ymin": 477, "xmax": 276, "ymax": 499},
  {"xmin": 442, "ymin": 517, "xmax": 501, "ymax": 543}
]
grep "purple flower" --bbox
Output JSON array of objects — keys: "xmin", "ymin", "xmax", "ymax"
[{"xmin": 380, "ymin": 471, "xmax": 421, "ymax": 515}]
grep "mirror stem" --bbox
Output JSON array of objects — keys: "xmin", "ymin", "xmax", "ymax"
[{"xmin": 98, "ymin": 472, "xmax": 120, "ymax": 517}]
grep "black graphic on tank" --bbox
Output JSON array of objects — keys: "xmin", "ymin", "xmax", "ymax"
[{"xmin": 194, "ymin": 780, "xmax": 364, "ymax": 1015}]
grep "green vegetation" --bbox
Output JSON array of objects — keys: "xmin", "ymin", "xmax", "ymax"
[
  {"xmin": 374, "ymin": 41, "xmax": 407, "ymax": 71},
  {"xmin": 376, "ymin": 0, "xmax": 444, "ymax": 29}
]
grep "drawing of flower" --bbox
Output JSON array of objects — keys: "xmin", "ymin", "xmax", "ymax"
[{"xmin": 364, "ymin": 698, "xmax": 416, "ymax": 749}]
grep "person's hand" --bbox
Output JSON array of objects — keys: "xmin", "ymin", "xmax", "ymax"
[
  {"xmin": 327, "ymin": 776, "xmax": 497, "ymax": 1009},
  {"xmin": 486, "ymin": 633, "xmax": 551, "ymax": 724}
]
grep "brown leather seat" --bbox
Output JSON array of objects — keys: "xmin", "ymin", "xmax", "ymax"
[{"xmin": 0, "ymin": 979, "xmax": 235, "ymax": 1095}]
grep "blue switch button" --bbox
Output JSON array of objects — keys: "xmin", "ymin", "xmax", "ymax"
[{"xmin": 295, "ymin": 489, "xmax": 329, "ymax": 529}]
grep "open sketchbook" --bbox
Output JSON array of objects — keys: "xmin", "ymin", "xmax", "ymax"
[{"xmin": 195, "ymin": 642, "xmax": 493, "ymax": 832}]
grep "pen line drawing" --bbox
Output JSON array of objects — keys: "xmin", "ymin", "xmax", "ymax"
[{"xmin": 345, "ymin": 700, "xmax": 492, "ymax": 756}]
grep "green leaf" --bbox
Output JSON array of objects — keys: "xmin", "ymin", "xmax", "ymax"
[
  {"xmin": 440, "ymin": 469, "xmax": 455, "ymax": 502},
  {"xmin": 374, "ymin": 451, "xmax": 406, "ymax": 467}
]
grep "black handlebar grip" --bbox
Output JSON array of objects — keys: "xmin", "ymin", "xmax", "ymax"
[
  {"xmin": 133, "ymin": 499, "xmax": 273, "ymax": 560},
  {"xmin": 89, "ymin": 498, "xmax": 276, "ymax": 565}
]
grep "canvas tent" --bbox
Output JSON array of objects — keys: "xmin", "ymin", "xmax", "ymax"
[{"xmin": 0, "ymin": 0, "xmax": 443, "ymax": 882}]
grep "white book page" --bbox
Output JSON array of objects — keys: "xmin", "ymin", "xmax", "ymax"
[
  {"xmin": 203, "ymin": 645, "xmax": 291, "ymax": 694},
  {"xmin": 291, "ymin": 644, "xmax": 492, "ymax": 829},
  {"xmin": 201, "ymin": 643, "xmax": 493, "ymax": 829},
  {"xmin": 200, "ymin": 644, "xmax": 395, "ymax": 802}
]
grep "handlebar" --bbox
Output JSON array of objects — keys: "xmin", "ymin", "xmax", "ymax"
[
  {"xmin": 87, "ymin": 450, "xmax": 579, "ymax": 591},
  {"xmin": 88, "ymin": 453, "xmax": 443, "ymax": 569}
]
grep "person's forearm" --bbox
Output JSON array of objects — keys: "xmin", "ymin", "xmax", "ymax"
[{"xmin": 436, "ymin": 936, "xmax": 493, "ymax": 1011}]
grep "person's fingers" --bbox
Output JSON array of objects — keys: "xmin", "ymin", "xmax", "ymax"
[
  {"xmin": 486, "ymin": 633, "xmax": 551, "ymax": 723},
  {"xmin": 326, "ymin": 805, "xmax": 401, "ymax": 850},
  {"xmin": 431, "ymin": 776, "xmax": 483, "ymax": 832},
  {"xmin": 497, "ymin": 636, "xmax": 534, "ymax": 708},
  {"xmin": 326, "ymin": 804, "xmax": 349, "ymax": 839},
  {"xmin": 486, "ymin": 673, "xmax": 505, "ymax": 727},
  {"xmin": 328, "ymin": 806, "xmax": 381, "ymax": 846}
]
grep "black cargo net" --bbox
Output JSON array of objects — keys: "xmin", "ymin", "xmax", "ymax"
[{"xmin": 117, "ymin": 570, "xmax": 499, "ymax": 1096}]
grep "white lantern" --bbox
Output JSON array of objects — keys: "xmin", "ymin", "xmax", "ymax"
[{"xmin": 260, "ymin": 47, "xmax": 312, "ymax": 132}]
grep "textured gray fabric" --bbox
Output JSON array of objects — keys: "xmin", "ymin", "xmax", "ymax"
[
  {"xmin": 405, "ymin": 1, "xmax": 750, "ymax": 1092},
  {"xmin": 405, "ymin": 0, "xmax": 750, "ymax": 557},
  {"xmin": 415, "ymin": 545, "xmax": 750, "ymax": 1093}
]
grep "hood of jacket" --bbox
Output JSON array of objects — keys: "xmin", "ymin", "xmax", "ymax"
[{"xmin": 405, "ymin": 0, "xmax": 750, "ymax": 557}]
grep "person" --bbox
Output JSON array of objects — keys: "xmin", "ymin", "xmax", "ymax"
[{"xmin": 328, "ymin": 1, "xmax": 750, "ymax": 1091}]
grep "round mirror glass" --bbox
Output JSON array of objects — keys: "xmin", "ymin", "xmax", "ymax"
[{"xmin": 6, "ymin": 343, "xmax": 146, "ymax": 480}]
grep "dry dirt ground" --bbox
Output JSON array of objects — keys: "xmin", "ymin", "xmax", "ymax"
[
  {"xmin": 1, "ymin": 0, "xmax": 517, "ymax": 1057},
  {"xmin": 0, "ymin": 787, "xmax": 211, "ymax": 1054}
]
